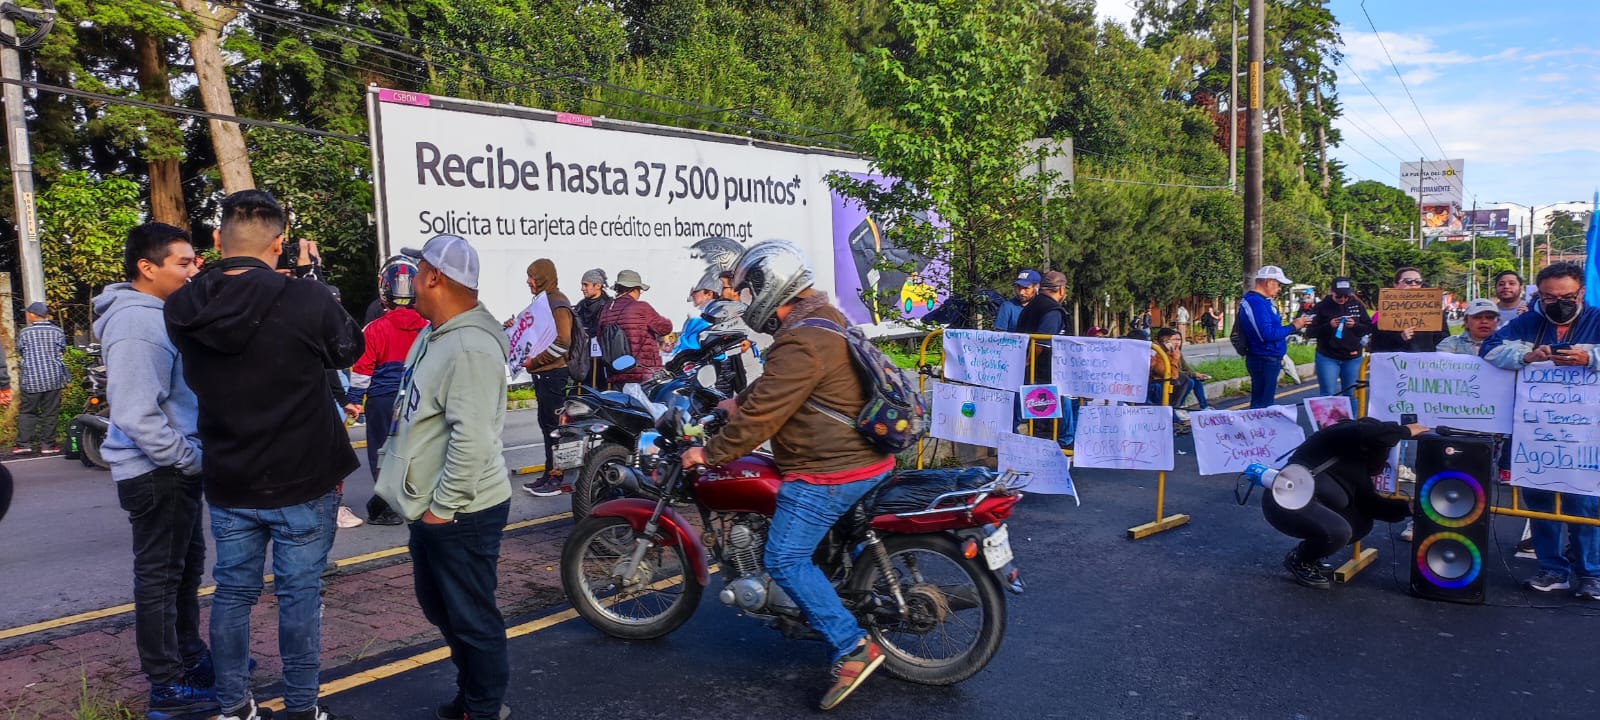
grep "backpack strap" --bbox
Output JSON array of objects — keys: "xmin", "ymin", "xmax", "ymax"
[{"xmin": 795, "ymin": 317, "xmax": 858, "ymax": 428}]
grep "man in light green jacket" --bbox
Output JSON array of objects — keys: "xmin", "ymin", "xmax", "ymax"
[{"xmin": 375, "ymin": 234, "xmax": 513, "ymax": 720}]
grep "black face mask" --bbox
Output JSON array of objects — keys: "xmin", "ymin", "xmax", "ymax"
[{"xmin": 1544, "ymin": 299, "xmax": 1580, "ymax": 325}]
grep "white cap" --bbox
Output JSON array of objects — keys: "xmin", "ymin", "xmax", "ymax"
[
  {"xmin": 401, "ymin": 234, "xmax": 480, "ymax": 291},
  {"xmin": 1465, "ymin": 298, "xmax": 1499, "ymax": 317},
  {"xmin": 1255, "ymin": 265, "xmax": 1292, "ymax": 284}
]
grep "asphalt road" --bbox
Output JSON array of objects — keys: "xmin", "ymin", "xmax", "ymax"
[{"xmin": 0, "ymin": 409, "xmax": 556, "ymax": 630}]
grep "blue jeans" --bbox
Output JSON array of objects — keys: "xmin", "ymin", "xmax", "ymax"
[
  {"xmin": 208, "ymin": 491, "xmax": 338, "ymax": 712},
  {"xmin": 410, "ymin": 501, "xmax": 510, "ymax": 720},
  {"xmin": 1245, "ymin": 355, "xmax": 1281, "ymax": 409},
  {"xmin": 1523, "ymin": 490, "xmax": 1600, "ymax": 579},
  {"xmin": 766, "ymin": 473, "xmax": 888, "ymax": 663},
  {"xmin": 1314, "ymin": 354, "xmax": 1362, "ymax": 397},
  {"xmin": 1176, "ymin": 379, "xmax": 1209, "ymax": 410}
]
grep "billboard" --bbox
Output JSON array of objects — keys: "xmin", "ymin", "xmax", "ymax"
[
  {"xmin": 1463, "ymin": 208, "xmax": 1511, "ymax": 236},
  {"xmin": 1421, "ymin": 204, "xmax": 1461, "ymax": 237},
  {"xmin": 1400, "ymin": 159, "xmax": 1464, "ymax": 205},
  {"xmin": 365, "ymin": 88, "xmax": 925, "ymax": 327}
]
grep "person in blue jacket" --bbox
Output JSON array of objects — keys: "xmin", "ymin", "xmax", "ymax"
[
  {"xmin": 993, "ymin": 269, "xmax": 1039, "ymax": 332},
  {"xmin": 1239, "ymin": 266, "xmax": 1311, "ymax": 408}
]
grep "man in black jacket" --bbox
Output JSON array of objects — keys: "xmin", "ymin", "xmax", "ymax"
[
  {"xmin": 1016, "ymin": 271, "xmax": 1074, "ymax": 446},
  {"xmin": 165, "ymin": 190, "xmax": 363, "ymax": 720},
  {"xmin": 1306, "ymin": 277, "xmax": 1372, "ymax": 396}
]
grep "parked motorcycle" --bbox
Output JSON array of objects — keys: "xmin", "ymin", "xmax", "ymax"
[
  {"xmin": 560, "ymin": 399, "xmax": 1023, "ymax": 686},
  {"xmin": 67, "ymin": 344, "xmax": 109, "ymax": 470}
]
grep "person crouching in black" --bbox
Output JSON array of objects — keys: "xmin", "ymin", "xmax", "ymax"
[{"xmin": 1265, "ymin": 418, "xmax": 1426, "ymax": 589}]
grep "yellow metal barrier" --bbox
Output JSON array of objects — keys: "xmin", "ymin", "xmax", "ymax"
[{"xmin": 1336, "ymin": 357, "xmax": 1378, "ymax": 582}]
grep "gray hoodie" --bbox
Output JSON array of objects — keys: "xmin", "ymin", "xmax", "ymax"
[{"xmin": 92, "ymin": 283, "xmax": 202, "ymax": 481}]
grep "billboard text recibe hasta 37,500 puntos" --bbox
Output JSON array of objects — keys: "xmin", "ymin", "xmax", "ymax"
[{"xmin": 366, "ymin": 88, "xmax": 888, "ymax": 325}]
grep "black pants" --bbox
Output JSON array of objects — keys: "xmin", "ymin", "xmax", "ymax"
[
  {"xmin": 117, "ymin": 468, "xmax": 208, "ymax": 685},
  {"xmin": 713, "ymin": 356, "xmax": 746, "ymax": 395},
  {"xmin": 364, "ymin": 392, "xmax": 397, "ymax": 518},
  {"xmin": 410, "ymin": 501, "xmax": 510, "ymax": 720},
  {"xmin": 16, "ymin": 387, "xmax": 61, "ymax": 448},
  {"xmin": 529, "ymin": 370, "xmax": 569, "ymax": 476},
  {"xmin": 1263, "ymin": 488, "xmax": 1374, "ymax": 563}
]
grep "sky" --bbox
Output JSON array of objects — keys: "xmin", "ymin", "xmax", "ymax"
[{"xmin": 1094, "ymin": 0, "xmax": 1600, "ymax": 233}]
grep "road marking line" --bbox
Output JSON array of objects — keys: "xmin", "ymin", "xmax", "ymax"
[{"xmin": 0, "ymin": 512, "xmax": 572, "ymax": 641}]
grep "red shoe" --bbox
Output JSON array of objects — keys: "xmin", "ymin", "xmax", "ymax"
[{"xmin": 819, "ymin": 640, "xmax": 885, "ymax": 711}]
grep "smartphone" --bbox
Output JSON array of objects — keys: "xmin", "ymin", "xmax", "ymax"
[
  {"xmin": 1550, "ymin": 342, "xmax": 1573, "ymax": 354},
  {"xmin": 1401, "ymin": 413, "xmax": 1419, "ymax": 426}
]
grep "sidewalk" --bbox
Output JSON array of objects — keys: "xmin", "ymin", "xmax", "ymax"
[{"xmin": 0, "ymin": 516, "xmax": 572, "ymax": 717}]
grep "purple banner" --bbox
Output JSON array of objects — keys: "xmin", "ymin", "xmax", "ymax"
[
  {"xmin": 1463, "ymin": 209, "xmax": 1510, "ymax": 235},
  {"xmin": 829, "ymin": 173, "xmax": 946, "ymax": 325}
]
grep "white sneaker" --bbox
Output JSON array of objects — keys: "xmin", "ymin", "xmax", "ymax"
[
  {"xmin": 1399, "ymin": 520, "xmax": 1414, "ymax": 542},
  {"xmin": 336, "ymin": 506, "xmax": 365, "ymax": 529},
  {"xmin": 218, "ymin": 698, "xmax": 264, "ymax": 720}
]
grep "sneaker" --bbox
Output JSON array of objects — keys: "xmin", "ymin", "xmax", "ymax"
[
  {"xmin": 521, "ymin": 474, "xmax": 564, "ymax": 497},
  {"xmin": 435, "ymin": 698, "xmax": 512, "ymax": 719},
  {"xmin": 335, "ymin": 506, "xmax": 365, "ymax": 529},
  {"xmin": 1514, "ymin": 538, "xmax": 1536, "ymax": 560},
  {"xmin": 147, "ymin": 682, "xmax": 219, "ymax": 719},
  {"xmin": 368, "ymin": 509, "xmax": 404, "ymax": 526},
  {"xmin": 1576, "ymin": 577, "xmax": 1600, "ymax": 600},
  {"xmin": 10, "ymin": 446, "xmax": 31, "ymax": 456},
  {"xmin": 1399, "ymin": 520, "xmax": 1414, "ymax": 542},
  {"xmin": 285, "ymin": 706, "xmax": 350, "ymax": 720},
  {"xmin": 217, "ymin": 698, "xmax": 272, "ymax": 720},
  {"xmin": 1283, "ymin": 550, "xmax": 1331, "ymax": 590},
  {"xmin": 819, "ymin": 639, "xmax": 885, "ymax": 711},
  {"xmin": 1525, "ymin": 570, "xmax": 1571, "ymax": 592},
  {"xmin": 38, "ymin": 445, "xmax": 61, "ymax": 456}
]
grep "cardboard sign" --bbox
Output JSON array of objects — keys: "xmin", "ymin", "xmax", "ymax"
[
  {"xmin": 1049, "ymin": 337, "xmax": 1152, "ymax": 404},
  {"xmin": 942, "ymin": 329, "xmax": 1030, "ymax": 391},
  {"xmin": 1509, "ymin": 363, "xmax": 1600, "ymax": 497},
  {"xmin": 929, "ymin": 380, "xmax": 1014, "ymax": 448},
  {"xmin": 1074, "ymin": 405, "xmax": 1175, "ymax": 471},
  {"xmin": 998, "ymin": 431, "xmax": 1077, "ymax": 502},
  {"xmin": 1190, "ymin": 406, "xmax": 1307, "ymax": 476},
  {"xmin": 1019, "ymin": 384, "xmax": 1063, "ymax": 420},
  {"xmin": 1376, "ymin": 288, "xmax": 1445, "ymax": 332},
  {"xmin": 1303, "ymin": 395, "xmax": 1354, "ymax": 430},
  {"xmin": 1366, "ymin": 352, "xmax": 1516, "ymax": 434}
]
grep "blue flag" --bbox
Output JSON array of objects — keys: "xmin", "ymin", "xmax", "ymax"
[{"xmin": 1588, "ymin": 190, "xmax": 1600, "ymax": 308}]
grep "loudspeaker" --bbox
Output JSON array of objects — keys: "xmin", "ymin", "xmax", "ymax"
[{"xmin": 1409, "ymin": 434, "xmax": 1491, "ymax": 604}]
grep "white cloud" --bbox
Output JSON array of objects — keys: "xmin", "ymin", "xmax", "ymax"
[
  {"xmin": 1340, "ymin": 32, "xmax": 1481, "ymax": 74},
  {"xmin": 1093, "ymin": 0, "xmax": 1138, "ymax": 28},
  {"xmin": 1536, "ymin": 72, "xmax": 1569, "ymax": 82},
  {"xmin": 1401, "ymin": 68, "xmax": 1439, "ymax": 85}
]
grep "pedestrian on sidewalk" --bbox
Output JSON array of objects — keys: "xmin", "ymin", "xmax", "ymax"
[
  {"xmin": 1369, "ymin": 267, "xmax": 1449, "ymax": 352},
  {"xmin": 14, "ymin": 301, "xmax": 68, "ymax": 455},
  {"xmin": 94, "ymin": 222, "xmax": 217, "ymax": 718},
  {"xmin": 165, "ymin": 189, "xmax": 364, "ymax": 720},
  {"xmin": 1017, "ymin": 271, "xmax": 1075, "ymax": 447},
  {"xmin": 1307, "ymin": 277, "xmax": 1371, "ymax": 397},
  {"xmin": 518, "ymin": 257, "xmax": 576, "ymax": 498},
  {"xmin": 1239, "ymin": 266, "xmax": 1311, "ymax": 409},
  {"xmin": 1200, "ymin": 304, "xmax": 1222, "ymax": 343},
  {"xmin": 597, "ymin": 269, "xmax": 672, "ymax": 388},
  {"xmin": 376, "ymin": 234, "xmax": 514, "ymax": 720},
  {"xmin": 1172, "ymin": 303, "xmax": 1191, "ymax": 339},
  {"xmin": 344, "ymin": 256, "xmax": 424, "ymax": 526}
]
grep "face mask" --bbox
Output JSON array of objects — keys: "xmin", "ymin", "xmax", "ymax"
[{"xmin": 1544, "ymin": 299, "xmax": 1580, "ymax": 325}]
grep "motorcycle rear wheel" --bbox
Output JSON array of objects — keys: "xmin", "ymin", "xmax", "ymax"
[
  {"xmin": 561, "ymin": 515, "xmax": 702, "ymax": 640},
  {"xmin": 847, "ymin": 533, "xmax": 1006, "ymax": 686},
  {"xmin": 79, "ymin": 427, "xmax": 108, "ymax": 470},
  {"xmin": 570, "ymin": 444, "xmax": 633, "ymax": 522}
]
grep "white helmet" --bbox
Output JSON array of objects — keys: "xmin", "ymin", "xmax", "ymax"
[{"xmin": 731, "ymin": 239, "xmax": 814, "ymax": 334}]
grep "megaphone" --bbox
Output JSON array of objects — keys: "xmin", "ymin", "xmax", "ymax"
[{"xmin": 1241, "ymin": 462, "xmax": 1316, "ymax": 510}]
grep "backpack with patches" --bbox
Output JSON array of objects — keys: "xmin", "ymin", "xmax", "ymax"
[{"xmin": 798, "ymin": 317, "xmax": 926, "ymax": 454}]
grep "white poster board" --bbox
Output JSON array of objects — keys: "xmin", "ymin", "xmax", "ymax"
[
  {"xmin": 1509, "ymin": 363, "xmax": 1600, "ymax": 496},
  {"xmin": 1049, "ymin": 337, "xmax": 1152, "ymax": 403},
  {"xmin": 1367, "ymin": 352, "xmax": 1515, "ymax": 434},
  {"xmin": 1191, "ymin": 406, "xmax": 1307, "ymax": 476},
  {"xmin": 941, "ymin": 329, "xmax": 1030, "ymax": 391},
  {"xmin": 1303, "ymin": 395, "xmax": 1354, "ymax": 430},
  {"xmin": 1073, "ymin": 406, "xmax": 1175, "ymax": 471},
  {"xmin": 998, "ymin": 432, "xmax": 1077, "ymax": 502},
  {"xmin": 929, "ymin": 380, "xmax": 1014, "ymax": 448}
]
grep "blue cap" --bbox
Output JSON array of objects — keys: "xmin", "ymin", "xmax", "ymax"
[{"xmin": 1014, "ymin": 269, "xmax": 1041, "ymax": 288}]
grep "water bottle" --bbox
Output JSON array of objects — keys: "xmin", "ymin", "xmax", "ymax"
[{"xmin": 1334, "ymin": 316, "xmax": 1345, "ymax": 339}]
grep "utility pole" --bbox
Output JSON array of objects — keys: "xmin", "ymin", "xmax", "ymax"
[
  {"xmin": 1228, "ymin": 0, "xmax": 1238, "ymax": 194},
  {"xmin": 0, "ymin": 2, "xmax": 53, "ymax": 309},
  {"xmin": 1243, "ymin": 0, "xmax": 1264, "ymax": 288},
  {"xmin": 1468, "ymin": 199, "xmax": 1478, "ymax": 301},
  {"xmin": 1340, "ymin": 213, "xmax": 1347, "ymax": 276}
]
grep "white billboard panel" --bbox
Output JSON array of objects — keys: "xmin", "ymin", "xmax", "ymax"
[{"xmin": 1400, "ymin": 159, "xmax": 1464, "ymax": 206}]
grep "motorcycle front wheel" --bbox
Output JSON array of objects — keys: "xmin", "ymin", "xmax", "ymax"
[
  {"xmin": 569, "ymin": 443, "xmax": 633, "ymax": 522},
  {"xmin": 79, "ymin": 427, "xmax": 108, "ymax": 470},
  {"xmin": 847, "ymin": 533, "xmax": 1006, "ymax": 686},
  {"xmin": 560, "ymin": 515, "xmax": 703, "ymax": 640}
]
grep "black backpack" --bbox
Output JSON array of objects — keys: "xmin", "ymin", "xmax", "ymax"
[
  {"xmin": 1229, "ymin": 303, "xmax": 1252, "ymax": 355},
  {"xmin": 599, "ymin": 322, "xmax": 632, "ymax": 373},
  {"xmin": 563, "ymin": 307, "xmax": 592, "ymax": 384}
]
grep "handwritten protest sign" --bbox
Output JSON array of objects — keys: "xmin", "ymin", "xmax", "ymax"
[
  {"xmin": 1376, "ymin": 288, "xmax": 1444, "ymax": 332},
  {"xmin": 999, "ymin": 432, "xmax": 1077, "ymax": 502},
  {"xmin": 942, "ymin": 329, "xmax": 1029, "ymax": 391},
  {"xmin": 1303, "ymin": 395, "xmax": 1354, "ymax": 429},
  {"xmin": 506, "ymin": 294, "xmax": 556, "ymax": 371},
  {"xmin": 1074, "ymin": 406, "xmax": 1174, "ymax": 471},
  {"xmin": 1366, "ymin": 352, "xmax": 1515, "ymax": 434},
  {"xmin": 1050, "ymin": 337, "xmax": 1152, "ymax": 403},
  {"xmin": 929, "ymin": 380, "xmax": 1014, "ymax": 448},
  {"xmin": 1019, "ymin": 385, "xmax": 1063, "ymax": 420},
  {"xmin": 1509, "ymin": 363, "xmax": 1600, "ymax": 496},
  {"xmin": 1191, "ymin": 406, "xmax": 1306, "ymax": 476}
]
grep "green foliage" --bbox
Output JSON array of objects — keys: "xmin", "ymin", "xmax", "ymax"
[{"xmin": 37, "ymin": 172, "xmax": 143, "ymax": 309}]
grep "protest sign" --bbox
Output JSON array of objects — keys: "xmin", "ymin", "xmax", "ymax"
[
  {"xmin": 1303, "ymin": 395, "xmax": 1354, "ymax": 429},
  {"xmin": 999, "ymin": 432, "xmax": 1077, "ymax": 502},
  {"xmin": 1191, "ymin": 406, "xmax": 1306, "ymax": 476},
  {"xmin": 1074, "ymin": 405, "xmax": 1174, "ymax": 471},
  {"xmin": 1050, "ymin": 337, "xmax": 1152, "ymax": 403},
  {"xmin": 506, "ymin": 294, "xmax": 556, "ymax": 370},
  {"xmin": 1366, "ymin": 352, "xmax": 1515, "ymax": 434},
  {"xmin": 1019, "ymin": 385, "xmax": 1063, "ymax": 420},
  {"xmin": 941, "ymin": 329, "xmax": 1030, "ymax": 391},
  {"xmin": 1375, "ymin": 288, "xmax": 1445, "ymax": 332},
  {"xmin": 1508, "ymin": 363, "xmax": 1600, "ymax": 496},
  {"xmin": 929, "ymin": 380, "xmax": 1014, "ymax": 448}
]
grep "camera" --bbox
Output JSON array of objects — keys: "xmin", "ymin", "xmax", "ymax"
[{"xmin": 277, "ymin": 238, "xmax": 301, "ymax": 270}]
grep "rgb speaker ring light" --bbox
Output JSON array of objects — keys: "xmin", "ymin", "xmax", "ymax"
[
  {"xmin": 1420, "ymin": 471, "xmax": 1485, "ymax": 528},
  {"xmin": 1415, "ymin": 532, "xmax": 1482, "ymax": 588}
]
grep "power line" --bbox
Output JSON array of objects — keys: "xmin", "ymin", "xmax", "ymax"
[
  {"xmin": 1335, "ymin": 59, "xmax": 1429, "ymax": 160},
  {"xmin": 1338, "ymin": 112, "xmax": 1407, "ymax": 164},
  {"xmin": 1359, "ymin": 1, "xmax": 1451, "ymax": 161}
]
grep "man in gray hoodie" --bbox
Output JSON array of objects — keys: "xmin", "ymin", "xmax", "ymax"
[
  {"xmin": 376, "ymin": 234, "xmax": 512, "ymax": 720},
  {"xmin": 92, "ymin": 222, "xmax": 216, "ymax": 718}
]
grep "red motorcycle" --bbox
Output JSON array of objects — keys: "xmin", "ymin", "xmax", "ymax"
[{"xmin": 560, "ymin": 402, "xmax": 1024, "ymax": 686}]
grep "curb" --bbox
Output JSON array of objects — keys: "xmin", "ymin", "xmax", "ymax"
[{"xmin": 1205, "ymin": 362, "xmax": 1315, "ymax": 399}]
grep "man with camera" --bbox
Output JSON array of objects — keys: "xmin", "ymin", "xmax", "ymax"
[{"xmin": 165, "ymin": 189, "xmax": 364, "ymax": 720}]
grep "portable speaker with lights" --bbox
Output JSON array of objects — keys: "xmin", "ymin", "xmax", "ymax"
[{"xmin": 1409, "ymin": 433, "xmax": 1491, "ymax": 604}]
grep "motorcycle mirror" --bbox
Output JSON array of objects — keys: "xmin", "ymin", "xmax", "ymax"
[{"xmin": 610, "ymin": 354, "xmax": 636, "ymax": 373}]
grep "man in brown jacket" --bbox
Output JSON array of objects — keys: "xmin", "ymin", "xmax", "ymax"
[
  {"xmin": 520, "ymin": 258, "xmax": 576, "ymax": 497},
  {"xmin": 680, "ymin": 240, "xmax": 889, "ymax": 711}
]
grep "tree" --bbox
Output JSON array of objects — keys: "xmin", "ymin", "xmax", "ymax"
[
  {"xmin": 248, "ymin": 128, "xmax": 376, "ymax": 312},
  {"xmin": 175, "ymin": 0, "xmax": 254, "ymax": 193},
  {"xmin": 37, "ymin": 172, "xmax": 143, "ymax": 314}
]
